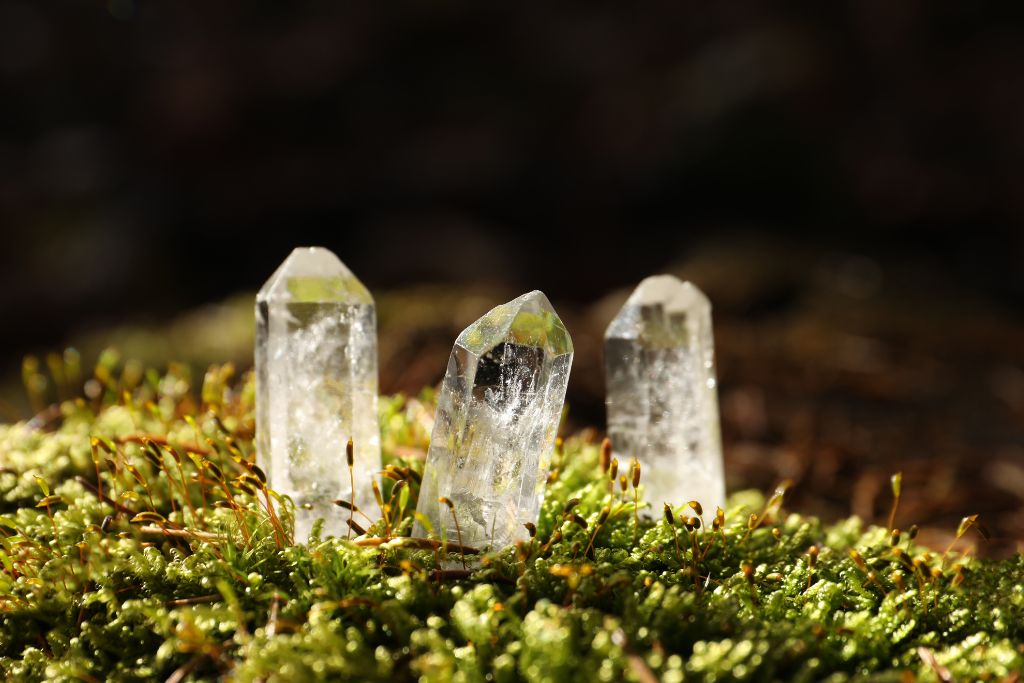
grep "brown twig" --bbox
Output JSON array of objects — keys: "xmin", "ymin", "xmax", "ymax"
[
  {"xmin": 75, "ymin": 476, "xmax": 136, "ymax": 517},
  {"xmin": 353, "ymin": 536, "xmax": 481, "ymax": 555},
  {"xmin": 429, "ymin": 569, "xmax": 473, "ymax": 582},
  {"xmin": 165, "ymin": 594, "xmax": 221, "ymax": 607},
  {"xmin": 165, "ymin": 653, "xmax": 206, "ymax": 683},
  {"xmin": 139, "ymin": 526, "xmax": 226, "ymax": 543},
  {"xmin": 118, "ymin": 434, "xmax": 209, "ymax": 455},
  {"xmin": 917, "ymin": 647, "xmax": 953, "ymax": 682},
  {"xmin": 27, "ymin": 404, "xmax": 62, "ymax": 431}
]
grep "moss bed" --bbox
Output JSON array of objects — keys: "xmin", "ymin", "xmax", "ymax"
[{"xmin": 0, "ymin": 359, "xmax": 1021, "ymax": 682}]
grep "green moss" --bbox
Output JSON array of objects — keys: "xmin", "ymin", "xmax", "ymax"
[{"xmin": 0, "ymin": 360, "xmax": 1021, "ymax": 682}]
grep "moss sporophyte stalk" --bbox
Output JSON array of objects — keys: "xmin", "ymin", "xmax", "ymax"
[{"xmin": 0, "ymin": 356, "xmax": 1021, "ymax": 682}]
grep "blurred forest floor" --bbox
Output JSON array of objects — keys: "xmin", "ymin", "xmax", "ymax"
[{"xmin": 1, "ymin": 240, "xmax": 1021, "ymax": 557}]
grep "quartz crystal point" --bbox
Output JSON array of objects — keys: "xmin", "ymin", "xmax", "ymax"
[
  {"xmin": 414, "ymin": 291, "xmax": 573, "ymax": 551},
  {"xmin": 604, "ymin": 275, "xmax": 725, "ymax": 516},
  {"xmin": 255, "ymin": 247, "xmax": 381, "ymax": 541}
]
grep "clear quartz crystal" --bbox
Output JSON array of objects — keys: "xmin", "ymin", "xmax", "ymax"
[
  {"xmin": 413, "ymin": 291, "xmax": 573, "ymax": 551},
  {"xmin": 255, "ymin": 247, "xmax": 381, "ymax": 541},
  {"xmin": 604, "ymin": 275, "xmax": 725, "ymax": 516}
]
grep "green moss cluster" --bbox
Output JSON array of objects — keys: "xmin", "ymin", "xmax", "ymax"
[{"xmin": 0, "ymin": 360, "xmax": 1021, "ymax": 682}]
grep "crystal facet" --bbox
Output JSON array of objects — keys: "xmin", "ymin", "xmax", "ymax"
[
  {"xmin": 413, "ymin": 291, "xmax": 573, "ymax": 551},
  {"xmin": 255, "ymin": 247, "xmax": 381, "ymax": 541},
  {"xmin": 604, "ymin": 275, "xmax": 725, "ymax": 515}
]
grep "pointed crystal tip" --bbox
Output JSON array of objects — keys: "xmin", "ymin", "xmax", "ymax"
[
  {"xmin": 629, "ymin": 275, "xmax": 709, "ymax": 311},
  {"xmin": 606, "ymin": 275, "xmax": 709, "ymax": 339},
  {"xmin": 458, "ymin": 290, "xmax": 573, "ymax": 358},
  {"xmin": 257, "ymin": 246, "xmax": 372, "ymax": 304}
]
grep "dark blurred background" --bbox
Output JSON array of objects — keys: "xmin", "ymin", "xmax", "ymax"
[{"xmin": 1, "ymin": 3, "xmax": 1022, "ymax": 552}]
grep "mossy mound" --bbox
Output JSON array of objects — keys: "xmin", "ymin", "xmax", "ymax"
[{"xmin": 0, "ymin": 361, "xmax": 1021, "ymax": 682}]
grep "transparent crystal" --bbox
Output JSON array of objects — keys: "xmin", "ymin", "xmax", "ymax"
[
  {"xmin": 604, "ymin": 275, "xmax": 725, "ymax": 515},
  {"xmin": 413, "ymin": 291, "xmax": 573, "ymax": 551},
  {"xmin": 255, "ymin": 247, "xmax": 381, "ymax": 541}
]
